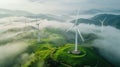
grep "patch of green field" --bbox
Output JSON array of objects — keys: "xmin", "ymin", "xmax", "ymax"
[{"xmin": 51, "ymin": 44, "xmax": 112, "ymax": 67}]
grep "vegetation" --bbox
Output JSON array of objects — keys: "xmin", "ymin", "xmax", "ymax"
[
  {"xmin": 72, "ymin": 14, "xmax": 120, "ymax": 29},
  {"xmin": 52, "ymin": 44, "xmax": 112, "ymax": 67},
  {"xmin": 0, "ymin": 27, "xmax": 112, "ymax": 67},
  {"xmin": 21, "ymin": 41, "xmax": 112, "ymax": 67}
]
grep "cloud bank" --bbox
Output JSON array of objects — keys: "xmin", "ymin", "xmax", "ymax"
[
  {"xmin": 0, "ymin": 0, "xmax": 120, "ymax": 14},
  {"xmin": 0, "ymin": 16, "xmax": 120, "ymax": 66}
]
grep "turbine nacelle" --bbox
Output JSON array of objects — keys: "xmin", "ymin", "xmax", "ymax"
[
  {"xmin": 99, "ymin": 17, "xmax": 107, "ymax": 32},
  {"xmin": 99, "ymin": 17, "xmax": 106, "ymax": 24}
]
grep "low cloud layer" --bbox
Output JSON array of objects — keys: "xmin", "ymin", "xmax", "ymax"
[
  {"xmin": 0, "ymin": 42, "xmax": 28, "ymax": 67},
  {"xmin": 92, "ymin": 26, "xmax": 120, "ymax": 67},
  {"xmin": 0, "ymin": 16, "xmax": 120, "ymax": 66},
  {"xmin": 42, "ymin": 21, "xmax": 120, "ymax": 66}
]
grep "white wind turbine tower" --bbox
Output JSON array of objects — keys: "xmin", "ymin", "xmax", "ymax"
[
  {"xmin": 36, "ymin": 17, "xmax": 41, "ymax": 42},
  {"xmin": 99, "ymin": 18, "xmax": 106, "ymax": 32},
  {"xmin": 24, "ymin": 18, "xmax": 27, "ymax": 31},
  {"xmin": 66, "ymin": 10, "xmax": 85, "ymax": 54}
]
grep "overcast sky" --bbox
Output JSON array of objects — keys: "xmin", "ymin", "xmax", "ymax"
[{"xmin": 0, "ymin": 0, "xmax": 120, "ymax": 14}]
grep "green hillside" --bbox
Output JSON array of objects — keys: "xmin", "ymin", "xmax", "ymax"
[
  {"xmin": 0, "ymin": 27, "xmax": 113, "ymax": 67},
  {"xmin": 21, "ymin": 42, "xmax": 112, "ymax": 67},
  {"xmin": 14, "ymin": 28, "xmax": 112, "ymax": 67}
]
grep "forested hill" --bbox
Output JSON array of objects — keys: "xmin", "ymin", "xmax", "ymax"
[{"xmin": 72, "ymin": 14, "xmax": 120, "ymax": 29}]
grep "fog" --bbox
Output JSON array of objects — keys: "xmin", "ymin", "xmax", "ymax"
[
  {"xmin": 31, "ymin": 19, "xmax": 120, "ymax": 67},
  {"xmin": 92, "ymin": 26, "xmax": 120, "ymax": 67},
  {"xmin": 0, "ymin": 42, "xmax": 28, "ymax": 67},
  {"xmin": 40, "ymin": 21, "xmax": 120, "ymax": 66},
  {"xmin": 68, "ymin": 24, "xmax": 120, "ymax": 67},
  {"xmin": 61, "ymin": 23, "xmax": 120, "ymax": 66},
  {"xmin": 0, "ymin": 16, "xmax": 120, "ymax": 66}
]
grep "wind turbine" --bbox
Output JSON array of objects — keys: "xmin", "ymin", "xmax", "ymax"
[
  {"xmin": 66, "ymin": 10, "xmax": 85, "ymax": 54},
  {"xmin": 36, "ymin": 17, "xmax": 41, "ymax": 42},
  {"xmin": 23, "ymin": 18, "xmax": 27, "ymax": 32},
  {"xmin": 99, "ymin": 18, "xmax": 106, "ymax": 32}
]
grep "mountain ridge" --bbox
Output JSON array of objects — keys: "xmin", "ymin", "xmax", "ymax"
[{"xmin": 72, "ymin": 14, "xmax": 120, "ymax": 29}]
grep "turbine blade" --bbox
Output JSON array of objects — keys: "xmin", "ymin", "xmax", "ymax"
[
  {"xmin": 74, "ymin": 9, "xmax": 80, "ymax": 25},
  {"xmin": 66, "ymin": 24, "xmax": 75, "ymax": 32},
  {"xmin": 77, "ymin": 29, "xmax": 85, "ymax": 42},
  {"xmin": 103, "ymin": 17, "xmax": 107, "ymax": 22},
  {"xmin": 99, "ymin": 17, "xmax": 107, "ymax": 23}
]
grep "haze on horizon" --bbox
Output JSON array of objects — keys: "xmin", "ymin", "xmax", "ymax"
[{"xmin": 0, "ymin": 0, "xmax": 120, "ymax": 14}]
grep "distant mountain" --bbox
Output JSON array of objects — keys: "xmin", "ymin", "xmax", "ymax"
[
  {"xmin": 83, "ymin": 9, "xmax": 120, "ymax": 14},
  {"xmin": 69, "ymin": 9, "xmax": 120, "ymax": 15},
  {"xmin": 27, "ymin": 14, "xmax": 71, "ymax": 22},
  {"xmin": 0, "ymin": 9, "xmax": 34, "ymax": 17},
  {"xmin": 92, "ymin": 14, "xmax": 120, "ymax": 29},
  {"xmin": 72, "ymin": 14, "xmax": 120, "ymax": 29},
  {"xmin": 80, "ymin": 9, "xmax": 103, "ymax": 15},
  {"xmin": 0, "ymin": 8, "xmax": 71, "ymax": 21}
]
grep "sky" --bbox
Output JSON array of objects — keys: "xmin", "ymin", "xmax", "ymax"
[{"xmin": 0, "ymin": 0, "xmax": 120, "ymax": 14}]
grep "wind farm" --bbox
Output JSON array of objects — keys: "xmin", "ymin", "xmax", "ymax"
[
  {"xmin": 0, "ymin": 0, "xmax": 120, "ymax": 67},
  {"xmin": 0, "ymin": 9, "xmax": 118, "ymax": 67}
]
